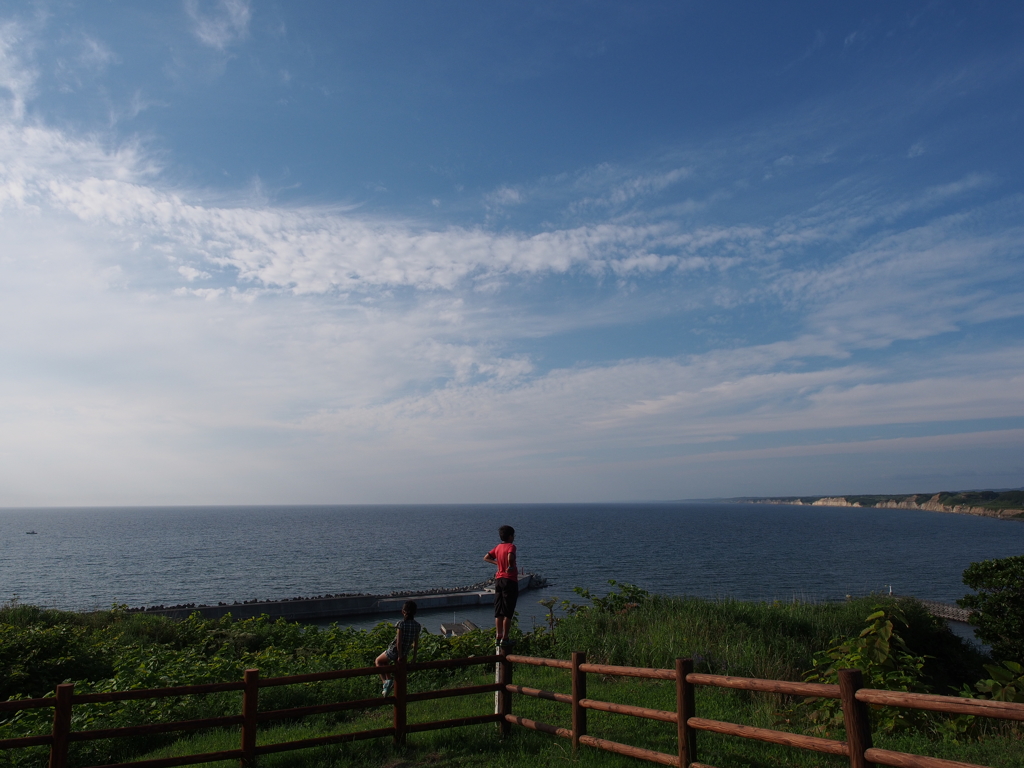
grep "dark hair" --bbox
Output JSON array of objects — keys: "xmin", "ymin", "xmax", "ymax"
[
  {"xmin": 498, "ymin": 525, "xmax": 515, "ymax": 542},
  {"xmin": 402, "ymin": 600, "xmax": 417, "ymax": 617}
]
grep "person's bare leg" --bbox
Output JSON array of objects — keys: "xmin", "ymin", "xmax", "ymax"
[
  {"xmin": 494, "ymin": 616, "xmax": 504, "ymax": 641},
  {"xmin": 375, "ymin": 650, "xmax": 391, "ymax": 683}
]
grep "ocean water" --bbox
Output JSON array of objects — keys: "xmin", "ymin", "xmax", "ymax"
[{"xmin": 2, "ymin": 503, "xmax": 1022, "ymax": 634}]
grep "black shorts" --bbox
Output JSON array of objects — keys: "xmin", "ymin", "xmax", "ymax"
[{"xmin": 494, "ymin": 578, "xmax": 519, "ymax": 618}]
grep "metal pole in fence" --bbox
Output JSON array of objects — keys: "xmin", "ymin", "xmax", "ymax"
[
  {"xmin": 393, "ymin": 628, "xmax": 407, "ymax": 746},
  {"xmin": 47, "ymin": 683, "xmax": 74, "ymax": 768},
  {"xmin": 240, "ymin": 668, "xmax": 260, "ymax": 768},
  {"xmin": 571, "ymin": 651, "xmax": 587, "ymax": 752},
  {"xmin": 676, "ymin": 658, "xmax": 697, "ymax": 768},
  {"xmin": 838, "ymin": 668, "xmax": 874, "ymax": 768}
]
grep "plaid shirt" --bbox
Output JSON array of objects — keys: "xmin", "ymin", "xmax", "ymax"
[{"xmin": 388, "ymin": 618, "xmax": 422, "ymax": 658}]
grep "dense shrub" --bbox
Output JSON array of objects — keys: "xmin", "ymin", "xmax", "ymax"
[{"xmin": 959, "ymin": 555, "xmax": 1024, "ymax": 664}]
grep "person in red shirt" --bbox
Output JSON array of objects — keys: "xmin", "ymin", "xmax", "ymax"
[{"xmin": 483, "ymin": 525, "xmax": 518, "ymax": 647}]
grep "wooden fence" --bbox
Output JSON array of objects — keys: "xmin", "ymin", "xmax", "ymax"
[
  {"xmin": 502, "ymin": 652, "xmax": 1024, "ymax": 768},
  {"xmin": 0, "ymin": 651, "xmax": 502, "ymax": 768},
  {"xmin": 3, "ymin": 649, "xmax": 1024, "ymax": 768}
]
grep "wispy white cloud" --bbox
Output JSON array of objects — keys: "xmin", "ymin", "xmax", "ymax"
[
  {"xmin": 185, "ymin": 0, "xmax": 252, "ymax": 51},
  {"xmin": 0, "ymin": 128, "xmax": 745, "ymax": 294},
  {"xmin": 485, "ymin": 185, "xmax": 523, "ymax": 208},
  {"xmin": 568, "ymin": 165, "xmax": 693, "ymax": 212},
  {"xmin": 178, "ymin": 265, "xmax": 210, "ymax": 281},
  {"xmin": 0, "ymin": 20, "xmax": 36, "ymax": 119}
]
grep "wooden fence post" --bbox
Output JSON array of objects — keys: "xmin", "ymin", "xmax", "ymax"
[
  {"xmin": 48, "ymin": 683, "xmax": 74, "ymax": 768},
  {"xmin": 393, "ymin": 629, "xmax": 407, "ymax": 746},
  {"xmin": 240, "ymin": 668, "xmax": 259, "ymax": 768},
  {"xmin": 496, "ymin": 645, "xmax": 512, "ymax": 736},
  {"xmin": 571, "ymin": 651, "xmax": 586, "ymax": 752},
  {"xmin": 676, "ymin": 658, "xmax": 697, "ymax": 768},
  {"xmin": 839, "ymin": 668, "xmax": 874, "ymax": 768}
]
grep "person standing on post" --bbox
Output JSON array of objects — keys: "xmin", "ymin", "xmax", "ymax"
[{"xmin": 484, "ymin": 525, "xmax": 518, "ymax": 647}]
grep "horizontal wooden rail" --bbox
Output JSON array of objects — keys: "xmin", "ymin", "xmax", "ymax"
[
  {"xmin": 580, "ymin": 662, "xmax": 676, "ymax": 680},
  {"xmin": 255, "ymin": 726, "xmax": 395, "ymax": 755},
  {"xmin": 505, "ymin": 654, "xmax": 572, "ymax": 669},
  {"xmin": 581, "ymin": 698, "xmax": 677, "ymax": 723},
  {"xmin": 256, "ymin": 696, "xmax": 387, "ymax": 722},
  {"xmin": 258, "ymin": 664, "xmax": 383, "ymax": 687},
  {"xmin": 406, "ymin": 682, "xmax": 502, "ymax": 703},
  {"xmin": 81, "ymin": 749, "xmax": 244, "ymax": 768},
  {"xmin": 687, "ymin": 672, "xmax": 840, "ymax": 699},
  {"xmin": 73, "ymin": 681, "xmax": 245, "ymax": 703},
  {"xmin": 578, "ymin": 734, "xmax": 679, "ymax": 767},
  {"xmin": 865, "ymin": 747, "xmax": 986, "ymax": 768},
  {"xmin": 503, "ymin": 714, "xmax": 573, "ymax": 738},
  {"xmin": 68, "ymin": 715, "xmax": 244, "ymax": 742},
  {"xmin": 581, "ymin": 663, "xmax": 675, "ymax": 679},
  {"xmin": 405, "ymin": 713, "xmax": 504, "ymax": 733},
  {"xmin": 0, "ymin": 696, "xmax": 55, "ymax": 713},
  {"xmin": 408, "ymin": 654, "xmax": 501, "ymax": 671},
  {"xmin": 857, "ymin": 689, "xmax": 1024, "ymax": 721},
  {"xmin": 688, "ymin": 717, "xmax": 848, "ymax": 756},
  {"xmin": 505, "ymin": 684, "xmax": 572, "ymax": 704},
  {"xmin": 0, "ymin": 734, "xmax": 52, "ymax": 749}
]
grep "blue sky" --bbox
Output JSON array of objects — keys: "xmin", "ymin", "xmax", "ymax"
[{"xmin": 1, "ymin": 1, "xmax": 1023, "ymax": 505}]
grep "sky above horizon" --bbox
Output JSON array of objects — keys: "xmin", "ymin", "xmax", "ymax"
[{"xmin": 1, "ymin": 1, "xmax": 1023, "ymax": 505}]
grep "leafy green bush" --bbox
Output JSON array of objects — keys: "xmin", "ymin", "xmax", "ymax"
[
  {"xmin": 973, "ymin": 660, "xmax": 1024, "ymax": 703},
  {"xmin": 959, "ymin": 555, "xmax": 1024, "ymax": 664},
  {"xmin": 793, "ymin": 607, "xmax": 931, "ymax": 736}
]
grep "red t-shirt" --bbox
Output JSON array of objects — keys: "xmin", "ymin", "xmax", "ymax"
[{"xmin": 488, "ymin": 542, "xmax": 518, "ymax": 580}]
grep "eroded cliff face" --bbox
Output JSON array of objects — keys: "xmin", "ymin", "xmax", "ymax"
[
  {"xmin": 872, "ymin": 494, "xmax": 1023, "ymax": 519},
  {"xmin": 756, "ymin": 495, "xmax": 1023, "ymax": 519}
]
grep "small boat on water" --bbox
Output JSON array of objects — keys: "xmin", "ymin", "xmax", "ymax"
[{"xmin": 25, "ymin": 531, "xmax": 37, "ymax": 535}]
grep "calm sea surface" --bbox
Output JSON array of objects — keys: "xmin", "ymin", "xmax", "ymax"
[{"xmin": 2, "ymin": 503, "xmax": 1022, "ymax": 632}]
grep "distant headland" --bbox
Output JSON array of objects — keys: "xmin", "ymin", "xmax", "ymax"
[{"xmin": 740, "ymin": 490, "xmax": 1024, "ymax": 521}]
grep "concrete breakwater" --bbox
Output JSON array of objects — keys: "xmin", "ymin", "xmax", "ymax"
[
  {"xmin": 914, "ymin": 598, "xmax": 973, "ymax": 623},
  {"xmin": 130, "ymin": 573, "xmax": 544, "ymax": 623}
]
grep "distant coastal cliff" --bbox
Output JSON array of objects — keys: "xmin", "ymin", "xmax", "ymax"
[{"xmin": 747, "ymin": 490, "xmax": 1024, "ymax": 521}]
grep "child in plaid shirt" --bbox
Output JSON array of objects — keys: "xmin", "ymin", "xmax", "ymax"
[{"xmin": 376, "ymin": 600, "xmax": 421, "ymax": 696}]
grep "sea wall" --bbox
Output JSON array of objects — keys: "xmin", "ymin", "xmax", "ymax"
[{"xmin": 137, "ymin": 573, "xmax": 539, "ymax": 623}]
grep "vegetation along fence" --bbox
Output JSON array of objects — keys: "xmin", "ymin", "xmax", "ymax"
[{"xmin": 2, "ymin": 647, "xmax": 1024, "ymax": 768}]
